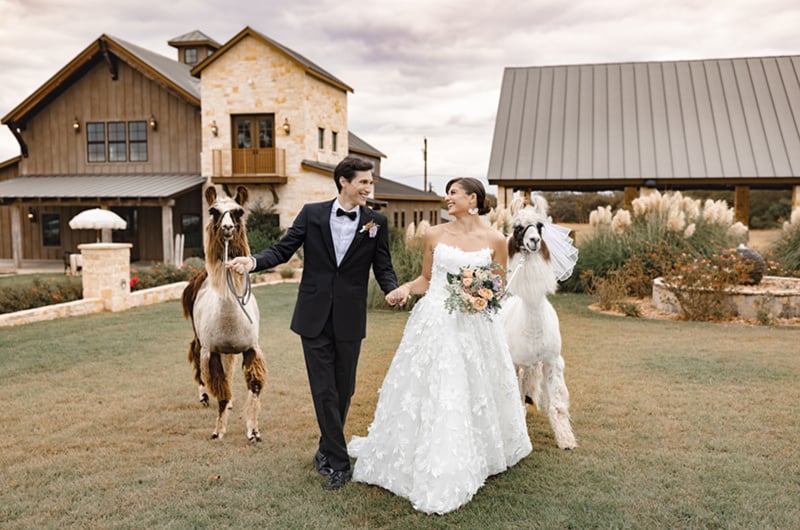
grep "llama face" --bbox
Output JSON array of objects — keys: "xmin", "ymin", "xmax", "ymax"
[
  {"xmin": 513, "ymin": 220, "xmax": 544, "ymax": 252},
  {"xmin": 206, "ymin": 186, "xmax": 248, "ymax": 243}
]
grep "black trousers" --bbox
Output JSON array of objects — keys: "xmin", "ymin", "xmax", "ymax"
[{"xmin": 300, "ymin": 315, "xmax": 361, "ymax": 472}]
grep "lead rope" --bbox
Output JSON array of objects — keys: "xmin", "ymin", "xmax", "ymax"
[
  {"xmin": 500, "ymin": 251, "xmax": 525, "ymax": 302},
  {"xmin": 224, "ymin": 240, "xmax": 254, "ymax": 324}
]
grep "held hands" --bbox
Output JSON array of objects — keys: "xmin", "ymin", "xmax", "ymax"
[
  {"xmin": 226, "ymin": 256, "xmax": 256, "ymax": 275},
  {"xmin": 386, "ymin": 283, "xmax": 411, "ymax": 306}
]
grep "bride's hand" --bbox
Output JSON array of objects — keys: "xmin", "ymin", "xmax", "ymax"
[{"xmin": 386, "ymin": 284, "xmax": 411, "ymax": 306}]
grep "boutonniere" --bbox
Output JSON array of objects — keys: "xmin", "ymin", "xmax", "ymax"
[{"xmin": 360, "ymin": 219, "xmax": 380, "ymax": 238}]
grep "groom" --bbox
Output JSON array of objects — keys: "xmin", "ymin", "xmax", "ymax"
[{"xmin": 228, "ymin": 156, "xmax": 398, "ymax": 490}]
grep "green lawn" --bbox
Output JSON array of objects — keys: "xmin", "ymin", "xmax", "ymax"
[{"xmin": 1, "ymin": 283, "xmax": 798, "ymax": 529}]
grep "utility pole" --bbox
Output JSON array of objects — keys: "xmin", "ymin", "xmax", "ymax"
[{"xmin": 422, "ymin": 136, "xmax": 428, "ymax": 193}]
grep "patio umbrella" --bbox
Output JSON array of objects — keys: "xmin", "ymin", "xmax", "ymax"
[{"xmin": 69, "ymin": 208, "xmax": 127, "ymax": 242}]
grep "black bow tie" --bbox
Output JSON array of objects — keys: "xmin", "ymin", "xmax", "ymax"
[{"xmin": 336, "ymin": 208, "xmax": 357, "ymax": 221}]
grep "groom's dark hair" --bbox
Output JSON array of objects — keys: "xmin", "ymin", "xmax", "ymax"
[{"xmin": 334, "ymin": 156, "xmax": 374, "ymax": 192}]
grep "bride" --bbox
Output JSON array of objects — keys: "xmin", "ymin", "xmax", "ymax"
[{"xmin": 348, "ymin": 177, "xmax": 532, "ymax": 515}]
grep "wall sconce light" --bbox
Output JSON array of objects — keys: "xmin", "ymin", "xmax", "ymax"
[
  {"xmin": 27, "ymin": 207, "xmax": 37, "ymax": 223},
  {"xmin": 148, "ymin": 115, "xmax": 157, "ymax": 131},
  {"xmin": 72, "ymin": 117, "xmax": 80, "ymax": 133},
  {"xmin": 282, "ymin": 118, "xmax": 291, "ymax": 135},
  {"xmin": 210, "ymin": 120, "xmax": 218, "ymax": 137}
]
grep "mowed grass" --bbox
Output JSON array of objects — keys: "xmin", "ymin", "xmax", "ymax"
[{"xmin": 1, "ymin": 283, "xmax": 799, "ymax": 529}]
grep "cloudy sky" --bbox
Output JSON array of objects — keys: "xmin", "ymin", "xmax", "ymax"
[{"xmin": 1, "ymin": 0, "xmax": 799, "ymax": 194}]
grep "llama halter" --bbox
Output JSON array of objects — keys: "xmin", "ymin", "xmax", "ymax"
[{"xmin": 224, "ymin": 239, "xmax": 254, "ymax": 324}]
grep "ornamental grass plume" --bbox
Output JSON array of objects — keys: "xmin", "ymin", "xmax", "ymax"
[
  {"xmin": 611, "ymin": 209, "xmax": 631, "ymax": 235},
  {"xmin": 488, "ymin": 206, "xmax": 513, "ymax": 236},
  {"xmin": 562, "ymin": 190, "xmax": 746, "ymax": 294},
  {"xmin": 404, "ymin": 222, "xmax": 417, "ymax": 247}
]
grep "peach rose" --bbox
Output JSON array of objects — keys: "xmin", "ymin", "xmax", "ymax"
[
  {"xmin": 462, "ymin": 268, "xmax": 474, "ymax": 279},
  {"xmin": 478, "ymin": 288, "xmax": 493, "ymax": 300},
  {"xmin": 462, "ymin": 277, "xmax": 473, "ymax": 288},
  {"xmin": 471, "ymin": 297, "xmax": 488, "ymax": 311}
]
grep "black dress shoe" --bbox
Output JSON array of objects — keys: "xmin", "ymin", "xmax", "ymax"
[
  {"xmin": 313, "ymin": 450, "xmax": 333, "ymax": 476},
  {"xmin": 324, "ymin": 469, "xmax": 352, "ymax": 491}
]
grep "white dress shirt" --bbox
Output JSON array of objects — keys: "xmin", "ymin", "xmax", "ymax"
[{"xmin": 330, "ymin": 199, "xmax": 360, "ymax": 266}]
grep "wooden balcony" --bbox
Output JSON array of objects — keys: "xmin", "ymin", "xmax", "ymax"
[{"xmin": 211, "ymin": 148, "xmax": 288, "ymax": 185}]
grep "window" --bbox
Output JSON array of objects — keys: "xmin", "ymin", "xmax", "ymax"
[
  {"xmin": 87, "ymin": 121, "xmax": 148, "ymax": 163},
  {"xmin": 108, "ymin": 122, "xmax": 126, "ymax": 161},
  {"xmin": 331, "ymin": 131, "xmax": 338, "ymax": 152},
  {"xmin": 318, "ymin": 128, "xmax": 325, "ymax": 149},
  {"xmin": 181, "ymin": 213, "xmax": 202, "ymax": 249},
  {"xmin": 185, "ymin": 48, "xmax": 197, "ymax": 64},
  {"xmin": 42, "ymin": 214, "xmax": 61, "ymax": 247},
  {"xmin": 128, "ymin": 121, "xmax": 147, "ymax": 161},
  {"xmin": 401, "ymin": 211, "xmax": 406, "ymax": 227},
  {"xmin": 413, "ymin": 211, "xmax": 418, "ymax": 224},
  {"xmin": 393, "ymin": 211, "xmax": 398, "ymax": 227},
  {"xmin": 87, "ymin": 122, "xmax": 106, "ymax": 162}
]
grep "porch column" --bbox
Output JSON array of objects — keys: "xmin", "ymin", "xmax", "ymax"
[
  {"xmin": 624, "ymin": 186, "xmax": 638, "ymax": 210},
  {"xmin": 10, "ymin": 204, "xmax": 22, "ymax": 269},
  {"xmin": 495, "ymin": 185, "xmax": 511, "ymax": 209},
  {"xmin": 793, "ymin": 185, "xmax": 800, "ymax": 220},
  {"xmin": 161, "ymin": 203, "xmax": 174, "ymax": 264},
  {"xmin": 734, "ymin": 185, "xmax": 750, "ymax": 226}
]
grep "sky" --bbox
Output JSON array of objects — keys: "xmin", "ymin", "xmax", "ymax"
[{"xmin": 2, "ymin": 0, "xmax": 800, "ymax": 195}]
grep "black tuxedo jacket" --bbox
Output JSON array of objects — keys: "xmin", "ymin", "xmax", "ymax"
[{"xmin": 252, "ymin": 200, "xmax": 398, "ymax": 340}]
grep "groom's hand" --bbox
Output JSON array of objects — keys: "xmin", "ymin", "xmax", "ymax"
[
  {"xmin": 227, "ymin": 256, "xmax": 256, "ymax": 275},
  {"xmin": 385, "ymin": 284, "xmax": 410, "ymax": 306}
]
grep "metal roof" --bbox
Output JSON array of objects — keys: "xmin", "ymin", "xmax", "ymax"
[
  {"xmin": 0, "ymin": 174, "xmax": 205, "ymax": 199},
  {"xmin": 488, "ymin": 55, "xmax": 800, "ymax": 188}
]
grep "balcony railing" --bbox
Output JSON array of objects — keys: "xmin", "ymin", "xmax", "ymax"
[{"xmin": 211, "ymin": 148, "xmax": 286, "ymax": 178}]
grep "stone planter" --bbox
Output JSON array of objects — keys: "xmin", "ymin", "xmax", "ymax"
[{"xmin": 652, "ymin": 276, "xmax": 800, "ymax": 320}]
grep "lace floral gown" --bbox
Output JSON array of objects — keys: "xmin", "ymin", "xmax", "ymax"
[{"xmin": 349, "ymin": 243, "xmax": 532, "ymax": 515}]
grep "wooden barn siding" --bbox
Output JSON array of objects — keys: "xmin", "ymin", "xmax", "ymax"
[{"xmin": 18, "ymin": 60, "xmax": 200, "ymax": 176}]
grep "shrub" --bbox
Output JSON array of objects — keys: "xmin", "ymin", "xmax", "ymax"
[
  {"xmin": 0, "ymin": 277, "xmax": 83, "ymax": 314},
  {"xmin": 561, "ymin": 191, "xmax": 748, "ymax": 294},
  {"xmin": 766, "ymin": 210, "xmax": 800, "ymax": 276},
  {"xmin": 130, "ymin": 261, "xmax": 204, "ymax": 291},
  {"xmin": 247, "ymin": 202, "xmax": 284, "ymax": 255},
  {"xmin": 660, "ymin": 250, "xmax": 752, "ymax": 321}
]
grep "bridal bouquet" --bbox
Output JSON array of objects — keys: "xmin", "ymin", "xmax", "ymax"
[{"xmin": 444, "ymin": 262, "xmax": 505, "ymax": 318}]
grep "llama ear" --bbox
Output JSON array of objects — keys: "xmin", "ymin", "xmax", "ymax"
[
  {"xmin": 530, "ymin": 194, "xmax": 549, "ymax": 216},
  {"xmin": 509, "ymin": 197, "xmax": 524, "ymax": 216},
  {"xmin": 205, "ymin": 186, "xmax": 217, "ymax": 205},
  {"xmin": 235, "ymin": 186, "xmax": 249, "ymax": 206}
]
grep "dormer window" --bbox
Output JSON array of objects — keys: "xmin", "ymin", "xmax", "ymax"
[{"xmin": 185, "ymin": 48, "xmax": 197, "ymax": 64}]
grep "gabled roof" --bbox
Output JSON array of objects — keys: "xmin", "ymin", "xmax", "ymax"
[
  {"xmin": 349, "ymin": 132, "xmax": 386, "ymax": 158},
  {"xmin": 2, "ymin": 34, "xmax": 200, "ymax": 126},
  {"xmin": 374, "ymin": 177, "xmax": 441, "ymax": 201},
  {"xmin": 191, "ymin": 26, "xmax": 353, "ymax": 93},
  {"xmin": 488, "ymin": 54, "xmax": 800, "ymax": 189},
  {"xmin": 300, "ymin": 158, "xmax": 438, "ymax": 204},
  {"xmin": 168, "ymin": 30, "xmax": 221, "ymax": 48}
]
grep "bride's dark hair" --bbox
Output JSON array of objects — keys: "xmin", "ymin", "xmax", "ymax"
[{"xmin": 445, "ymin": 177, "xmax": 491, "ymax": 215}]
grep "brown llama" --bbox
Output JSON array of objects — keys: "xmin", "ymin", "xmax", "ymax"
[{"xmin": 182, "ymin": 185, "xmax": 267, "ymax": 442}]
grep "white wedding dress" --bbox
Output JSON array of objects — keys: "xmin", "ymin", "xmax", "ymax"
[{"xmin": 349, "ymin": 243, "xmax": 532, "ymax": 515}]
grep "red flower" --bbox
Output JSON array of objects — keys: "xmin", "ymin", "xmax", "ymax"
[{"xmin": 130, "ymin": 277, "xmax": 140, "ymax": 289}]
